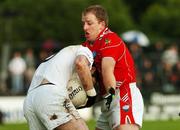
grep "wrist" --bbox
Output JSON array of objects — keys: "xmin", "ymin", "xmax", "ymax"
[
  {"xmin": 108, "ymin": 87, "xmax": 115, "ymax": 95},
  {"xmin": 103, "ymin": 87, "xmax": 115, "ymax": 98},
  {"xmin": 86, "ymin": 88, "xmax": 96, "ymax": 97}
]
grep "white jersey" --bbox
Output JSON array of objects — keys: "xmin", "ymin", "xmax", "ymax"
[{"xmin": 28, "ymin": 45, "xmax": 93, "ymax": 93}]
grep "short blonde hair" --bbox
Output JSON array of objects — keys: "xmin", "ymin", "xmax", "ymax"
[{"xmin": 82, "ymin": 5, "xmax": 109, "ymax": 27}]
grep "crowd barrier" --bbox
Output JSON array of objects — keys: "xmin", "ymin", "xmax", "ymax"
[{"xmin": 0, "ymin": 93, "xmax": 180, "ymax": 123}]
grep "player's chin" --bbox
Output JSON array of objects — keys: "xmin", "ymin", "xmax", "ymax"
[{"xmin": 86, "ymin": 37, "xmax": 94, "ymax": 42}]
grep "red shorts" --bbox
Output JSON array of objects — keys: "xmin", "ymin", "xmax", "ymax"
[{"xmin": 96, "ymin": 83, "xmax": 144, "ymax": 129}]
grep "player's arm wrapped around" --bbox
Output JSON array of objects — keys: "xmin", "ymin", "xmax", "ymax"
[
  {"xmin": 76, "ymin": 88, "xmax": 97, "ymax": 109},
  {"xmin": 67, "ymin": 74, "xmax": 97, "ymax": 109}
]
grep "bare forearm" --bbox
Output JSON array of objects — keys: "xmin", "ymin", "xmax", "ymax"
[
  {"xmin": 75, "ymin": 55, "xmax": 94, "ymax": 91},
  {"xmin": 102, "ymin": 69, "xmax": 116, "ymax": 92},
  {"xmin": 76, "ymin": 65, "xmax": 94, "ymax": 91},
  {"xmin": 102, "ymin": 57, "xmax": 116, "ymax": 93}
]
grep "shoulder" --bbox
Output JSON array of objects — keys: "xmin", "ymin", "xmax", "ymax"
[
  {"xmin": 76, "ymin": 45, "xmax": 93, "ymax": 63},
  {"xmin": 100, "ymin": 30, "xmax": 123, "ymax": 46},
  {"xmin": 104, "ymin": 30, "xmax": 121, "ymax": 41},
  {"xmin": 78, "ymin": 45, "xmax": 91, "ymax": 53}
]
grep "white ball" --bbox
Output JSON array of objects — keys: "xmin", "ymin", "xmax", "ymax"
[{"xmin": 67, "ymin": 72, "xmax": 87, "ymax": 107}]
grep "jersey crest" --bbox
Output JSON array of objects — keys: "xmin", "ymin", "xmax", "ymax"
[{"xmin": 105, "ymin": 38, "xmax": 111, "ymax": 45}]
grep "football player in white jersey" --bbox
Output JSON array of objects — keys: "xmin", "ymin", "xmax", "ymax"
[{"xmin": 23, "ymin": 45, "xmax": 96, "ymax": 130}]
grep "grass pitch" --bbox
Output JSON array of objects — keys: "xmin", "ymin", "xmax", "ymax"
[{"xmin": 0, "ymin": 119, "xmax": 180, "ymax": 130}]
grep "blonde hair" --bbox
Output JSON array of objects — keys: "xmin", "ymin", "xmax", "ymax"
[{"xmin": 82, "ymin": 5, "xmax": 109, "ymax": 27}]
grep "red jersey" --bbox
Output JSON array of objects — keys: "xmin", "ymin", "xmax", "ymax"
[{"xmin": 82, "ymin": 28, "xmax": 136, "ymax": 95}]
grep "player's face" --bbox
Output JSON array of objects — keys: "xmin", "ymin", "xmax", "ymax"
[{"xmin": 82, "ymin": 13, "xmax": 105, "ymax": 42}]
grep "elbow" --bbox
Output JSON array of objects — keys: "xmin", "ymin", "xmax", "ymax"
[{"xmin": 75, "ymin": 58, "xmax": 86, "ymax": 71}]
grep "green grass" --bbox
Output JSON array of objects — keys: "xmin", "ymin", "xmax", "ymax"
[
  {"xmin": 0, "ymin": 123, "xmax": 28, "ymax": 130},
  {"xmin": 0, "ymin": 120, "xmax": 180, "ymax": 130},
  {"xmin": 141, "ymin": 120, "xmax": 180, "ymax": 130}
]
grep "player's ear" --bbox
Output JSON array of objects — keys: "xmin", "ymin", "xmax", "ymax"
[{"xmin": 100, "ymin": 21, "xmax": 106, "ymax": 30}]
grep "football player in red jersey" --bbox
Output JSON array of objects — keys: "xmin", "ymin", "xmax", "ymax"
[{"xmin": 81, "ymin": 5, "xmax": 144, "ymax": 130}]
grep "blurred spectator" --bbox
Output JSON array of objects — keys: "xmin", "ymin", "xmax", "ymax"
[
  {"xmin": 35, "ymin": 39, "xmax": 59, "ymax": 67},
  {"xmin": 8, "ymin": 51, "xmax": 26, "ymax": 95},
  {"xmin": 154, "ymin": 40, "xmax": 164, "ymax": 53},
  {"xmin": 171, "ymin": 60, "xmax": 180, "ymax": 92},
  {"xmin": 153, "ymin": 40, "xmax": 165, "ymax": 69},
  {"xmin": 128, "ymin": 43, "xmax": 145, "ymax": 88},
  {"xmin": 129, "ymin": 43, "xmax": 144, "ymax": 69},
  {"xmin": 162, "ymin": 43, "xmax": 179, "ymax": 68},
  {"xmin": 161, "ymin": 43, "xmax": 179, "ymax": 93},
  {"xmin": 36, "ymin": 49, "xmax": 48, "ymax": 67},
  {"xmin": 24, "ymin": 48, "xmax": 36, "ymax": 94},
  {"xmin": 141, "ymin": 57, "xmax": 157, "ymax": 105},
  {"xmin": 151, "ymin": 41, "xmax": 165, "ymax": 89},
  {"xmin": 42, "ymin": 39, "xmax": 60, "ymax": 56},
  {"xmin": 42, "ymin": 39, "xmax": 56, "ymax": 52}
]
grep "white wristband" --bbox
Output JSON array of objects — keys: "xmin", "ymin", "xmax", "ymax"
[{"xmin": 86, "ymin": 88, "xmax": 97, "ymax": 96}]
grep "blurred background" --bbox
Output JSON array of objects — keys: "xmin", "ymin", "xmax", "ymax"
[{"xmin": 0, "ymin": 0, "xmax": 179, "ymax": 124}]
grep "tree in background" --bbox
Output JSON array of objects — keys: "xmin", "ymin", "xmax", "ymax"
[
  {"xmin": 0, "ymin": 0, "xmax": 134, "ymax": 46},
  {"xmin": 141, "ymin": 0, "xmax": 180, "ymax": 41},
  {"xmin": 88, "ymin": 0, "xmax": 135, "ymax": 33},
  {"xmin": 122, "ymin": 0, "xmax": 156, "ymax": 23},
  {"xmin": 0, "ymin": 0, "xmax": 179, "ymax": 46}
]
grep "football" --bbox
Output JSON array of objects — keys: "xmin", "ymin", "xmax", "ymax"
[{"xmin": 67, "ymin": 72, "xmax": 87, "ymax": 107}]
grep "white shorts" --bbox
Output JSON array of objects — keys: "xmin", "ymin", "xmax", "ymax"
[
  {"xmin": 96, "ymin": 83, "xmax": 144, "ymax": 130},
  {"xmin": 23, "ymin": 84, "xmax": 80, "ymax": 130}
]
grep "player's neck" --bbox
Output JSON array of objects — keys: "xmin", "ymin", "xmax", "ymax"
[{"xmin": 87, "ymin": 40, "xmax": 94, "ymax": 46}]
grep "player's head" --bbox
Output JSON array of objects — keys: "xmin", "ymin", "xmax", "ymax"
[
  {"xmin": 82, "ymin": 5, "xmax": 109, "ymax": 27},
  {"xmin": 82, "ymin": 5, "xmax": 108, "ymax": 42}
]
